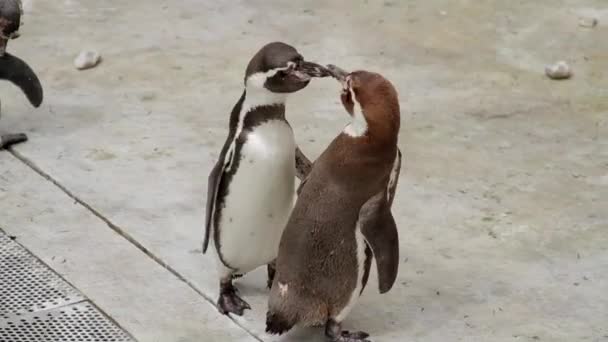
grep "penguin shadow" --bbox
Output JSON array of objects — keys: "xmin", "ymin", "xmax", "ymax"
[
  {"xmin": 237, "ymin": 267, "xmax": 412, "ymax": 341},
  {"xmin": 232, "ymin": 267, "xmax": 271, "ymax": 297},
  {"xmin": 341, "ymin": 268, "xmax": 415, "ymax": 338}
]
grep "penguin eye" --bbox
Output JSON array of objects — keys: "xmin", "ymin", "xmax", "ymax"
[{"xmin": 292, "ymin": 56, "xmax": 303, "ymax": 65}]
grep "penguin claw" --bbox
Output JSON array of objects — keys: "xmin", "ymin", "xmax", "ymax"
[{"xmin": 217, "ymin": 290, "xmax": 251, "ymax": 316}]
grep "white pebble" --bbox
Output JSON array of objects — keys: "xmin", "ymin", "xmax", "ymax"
[
  {"xmin": 578, "ymin": 17, "xmax": 598, "ymax": 28},
  {"xmin": 74, "ymin": 50, "xmax": 101, "ymax": 70},
  {"xmin": 545, "ymin": 61, "xmax": 572, "ymax": 80}
]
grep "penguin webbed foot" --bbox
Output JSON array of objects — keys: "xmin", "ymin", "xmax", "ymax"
[
  {"xmin": 0, "ymin": 133, "xmax": 28, "ymax": 149},
  {"xmin": 217, "ymin": 281, "xmax": 251, "ymax": 316},
  {"xmin": 325, "ymin": 319, "xmax": 371, "ymax": 342}
]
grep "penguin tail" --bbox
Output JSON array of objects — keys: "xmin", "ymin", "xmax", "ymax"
[{"xmin": 265, "ymin": 311, "xmax": 295, "ymax": 335}]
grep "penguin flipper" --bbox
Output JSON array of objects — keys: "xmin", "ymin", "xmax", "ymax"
[
  {"xmin": 295, "ymin": 145, "xmax": 313, "ymax": 181},
  {"xmin": 0, "ymin": 53, "xmax": 43, "ymax": 107},
  {"xmin": 203, "ymin": 159, "xmax": 224, "ymax": 253},
  {"xmin": 387, "ymin": 148, "xmax": 402, "ymax": 208},
  {"xmin": 358, "ymin": 191, "xmax": 399, "ymax": 294}
]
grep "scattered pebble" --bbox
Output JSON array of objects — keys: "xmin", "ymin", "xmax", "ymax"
[
  {"xmin": 499, "ymin": 141, "xmax": 512, "ymax": 149},
  {"xmin": 440, "ymin": 11, "xmax": 447, "ymax": 16},
  {"xmin": 578, "ymin": 17, "xmax": 598, "ymax": 28},
  {"xmin": 74, "ymin": 50, "xmax": 102, "ymax": 70},
  {"xmin": 545, "ymin": 61, "xmax": 572, "ymax": 80}
]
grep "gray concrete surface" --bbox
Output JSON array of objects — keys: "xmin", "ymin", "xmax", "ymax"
[
  {"xmin": 0, "ymin": 154, "xmax": 255, "ymax": 342},
  {"xmin": 1, "ymin": 0, "xmax": 607, "ymax": 341}
]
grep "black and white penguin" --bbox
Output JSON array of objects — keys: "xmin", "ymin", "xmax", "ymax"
[
  {"xmin": 203, "ymin": 42, "xmax": 328, "ymax": 316},
  {"xmin": 0, "ymin": 0, "xmax": 43, "ymax": 149},
  {"xmin": 266, "ymin": 67, "xmax": 402, "ymax": 342}
]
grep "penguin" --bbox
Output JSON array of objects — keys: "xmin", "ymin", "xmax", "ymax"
[
  {"xmin": 0, "ymin": 0, "xmax": 44, "ymax": 149},
  {"xmin": 266, "ymin": 66, "xmax": 402, "ymax": 342},
  {"xmin": 202, "ymin": 42, "xmax": 329, "ymax": 316}
]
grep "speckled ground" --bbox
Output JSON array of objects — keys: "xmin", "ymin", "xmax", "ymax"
[{"xmin": 1, "ymin": 0, "xmax": 606, "ymax": 341}]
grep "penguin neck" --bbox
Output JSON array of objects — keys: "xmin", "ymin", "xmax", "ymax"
[
  {"xmin": 243, "ymin": 84, "xmax": 287, "ymax": 113},
  {"xmin": 232, "ymin": 88, "xmax": 287, "ymax": 138}
]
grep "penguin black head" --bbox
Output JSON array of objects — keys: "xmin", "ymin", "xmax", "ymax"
[
  {"xmin": 244, "ymin": 42, "xmax": 329, "ymax": 94},
  {"xmin": 0, "ymin": 0, "xmax": 22, "ymax": 55}
]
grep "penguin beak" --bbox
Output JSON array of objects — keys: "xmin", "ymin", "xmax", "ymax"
[
  {"xmin": 326, "ymin": 64, "xmax": 350, "ymax": 88},
  {"xmin": 299, "ymin": 61, "xmax": 331, "ymax": 78},
  {"xmin": 288, "ymin": 61, "xmax": 331, "ymax": 82}
]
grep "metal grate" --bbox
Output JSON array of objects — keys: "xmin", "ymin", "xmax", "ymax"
[
  {"xmin": 0, "ymin": 233, "xmax": 84, "ymax": 318},
  {"xmin": 0, "ymin": 231, "xmax": 135, "ymax": 342},
  {"xmin": 0, "ymin": 302, "xmax": 133, "ymax": 342}
]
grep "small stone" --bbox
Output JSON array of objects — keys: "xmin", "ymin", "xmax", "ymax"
[
  {"xmin": 440, "ymin": 11, "xmax": 447, "ymax": 16},
  {"xmin": 74, "ymin": 50, "xmax": 102, "ymax": 70},
  {"xmin": 578, "ymin": 17, "xmax": 598, "ymax": 28},
  {"xmin": 545, "ymin": 61, "xmax": 572, "ymax": 80},
  {"xmin": 498, "ymin": 141, "xmax": 512, "ymax": 149}
]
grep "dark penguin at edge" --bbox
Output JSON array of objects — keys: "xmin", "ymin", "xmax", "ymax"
[
  {"xmin": 266, "ymin": 67, "xmax": 403, "ymax": 342},
  {"xmin": 0, "ymin": 0, "xmax": 44, "ymax": 149},
  {"xmin": 202, "ymin": 42, "xmax": 329, "ymax": 316}
]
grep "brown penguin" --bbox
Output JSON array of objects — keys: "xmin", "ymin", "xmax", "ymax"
[{"xmin": 266, "ymin": 66, "xmax": 402, "ymax": 342}]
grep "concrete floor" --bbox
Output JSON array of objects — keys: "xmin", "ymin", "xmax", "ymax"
[{"xmin": 1, "ymin": 0, "xmax": 607, "ymax": 341}]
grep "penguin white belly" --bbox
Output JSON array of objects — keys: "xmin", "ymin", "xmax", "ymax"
[
  {"xmin": 217, "ymin": 120, "xmax": 296, "ymax": 273},
  {"xmin": 334, "ymin": 224, "xmax": 367, "ymax": 322}
]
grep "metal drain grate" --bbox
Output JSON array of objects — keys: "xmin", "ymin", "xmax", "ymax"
[
  {"xmin": 0, "ymin": 231, "xmax": 135, "ymax": 342},
  {"xmin": 0, "ymin": 234, "xmax": 84, "ymax": 318},
  {"xmin": 0, "ymin": 302, "xmax": 133, "ymax": 342}
]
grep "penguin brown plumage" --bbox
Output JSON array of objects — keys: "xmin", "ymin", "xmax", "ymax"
[{"xmin": 266, "ymin": 67, "xmax": 402, "ymax": 342}]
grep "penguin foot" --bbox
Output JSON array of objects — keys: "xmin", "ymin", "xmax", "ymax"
[
  {"xmin": 267, "ymin": 261, "xmax": 276, "ymax": 290},
  {"xmin": 217, "ymin": 285, "xmax": 251, "ymax": 316},
  {"xmin": 0, "ymin": 133, "xmax": 28, "ymax": 149},
  {"xmin": 325, "ymin": 319, "xmax": 371, "ymax": 342},
  {"xmin": 335, "ymin": 331, "xmax": 371, "ymax": 342}
]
